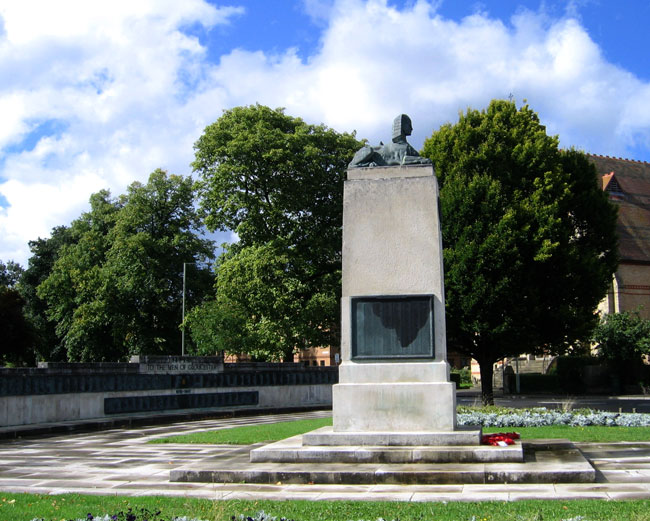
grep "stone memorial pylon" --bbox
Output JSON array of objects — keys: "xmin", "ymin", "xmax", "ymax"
[{"xmin": 333, "ymin": 160, "xmax": 455, "ymax": 433}]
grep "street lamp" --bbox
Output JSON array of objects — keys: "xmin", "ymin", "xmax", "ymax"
[
  {"xmin": 181, "ymin": 259, "xmax": 212, "ymax": 356},
  {"xmin": 182, "ymin": 262, "xmax": 189, "ymax": 356}
]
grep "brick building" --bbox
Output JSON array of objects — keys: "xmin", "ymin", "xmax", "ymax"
[{"xmin": 590, "ymin": 155, "xmax": 650, "ymax": 319}]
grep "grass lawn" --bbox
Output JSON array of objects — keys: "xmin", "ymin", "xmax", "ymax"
[
  {"xmin": 149, "ymin": 417, "xmax": 650, "ymax": 444},
  {"xmin": 149, "ymin": 417, "xmax": 333, "ymax": 444},
  {"xmin": 4, "ymin": 493, "xmax": 650, "ymax": 521},
  {"xmin": 482, "ymin": 425, "xmax": 650, "ymax": 442}
]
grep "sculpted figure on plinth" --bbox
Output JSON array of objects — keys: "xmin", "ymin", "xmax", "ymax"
[{"xmin": 348, "ymin": 114, "xmax": 432, "ymax": 168}]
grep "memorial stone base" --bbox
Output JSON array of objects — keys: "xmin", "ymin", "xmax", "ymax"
[
  {"xmin": 333, "ymin": 382, "xmax": 456, "ymax": 432},
  {"xmin": 333, "ymin": 361, "xmax": 456, "ymax": 432},
  {"xmin": 171, "ymin": 431, "xmax": 597, "ymax": 485}
]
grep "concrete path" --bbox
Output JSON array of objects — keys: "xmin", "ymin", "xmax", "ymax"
[{"xmin": 1, "ymin": 411, "xmax": 650, "ymax": 501}]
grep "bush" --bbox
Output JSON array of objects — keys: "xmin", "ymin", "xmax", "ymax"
[
  {"xmin": 593, "ymin": 311, "xmax": 650, "ymax": 387},
  {"xmin": 451, "ymin": 367, "xmax": 472, "ymax": 388},
  {"xmin": 518, "ymin": 373, "xmax": 559, "ymax": 393},
  {"xmin": 553, "ymin": 356, "xmax": 599, "ymax": 394},
  {"xmin": 593, "ymin": 310, "xmax": 650, "ymax": 363}
]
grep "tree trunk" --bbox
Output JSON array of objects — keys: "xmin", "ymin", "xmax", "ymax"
[
  {"xmin": 479, "ymin": 359, "xmax": 495, "ymax": 406},
  {"xmin": 282, "ymin": 345, "xmax": 295, "ymax": 364}
]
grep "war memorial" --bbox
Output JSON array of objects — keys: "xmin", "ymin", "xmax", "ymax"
[{"xmin": 172, "ymin": 116, "xmax": 596, "ymax": 485}]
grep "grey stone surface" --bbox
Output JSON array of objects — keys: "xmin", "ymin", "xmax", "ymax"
[
  {"xmin": 0, "ymin": 382, "xmax": 332, "ymax": 428},
  {"xmin": 338, "ymin": 360, "xmax": 448, "ymax": 383},
  {"xmin": 173, "ymin": 445, "xmax": 595, "ymax": 485},
  {"xmin": 302, "ymin": 426, "xmax": 480, "ymax": 446},
  {"xmin": 347, "ymin": 164, "xmax": 434, "ymax": 180},
  {"xmin": 205, "ymin": 431, "xmax": 592, "ymax": 486},
  {"xmin": 333, "ymin": 382, "xmax": 456, "ymax": 431},
  {"xmin": 250, "ymin": 432, "xmax": 522, "ymax": 464},
  {"xmin": 336, "ymin": 164, "xmax": 454, "ymax": 433},
  {"xmin": 341, "ymin": 167, "xmax": 442, "ymax": 303},
  {"xmin": 0, "ymin": 411, "xmax": 649, "ymax": 500}
]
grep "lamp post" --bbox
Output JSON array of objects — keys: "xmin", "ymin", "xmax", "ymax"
[
  {"xmin": 182, "ymin": 262, "xmax": 188, "ymax": 356},
  {"xmin": 181, "ymin": 259, "xmax": 211, "ymax": 356}
]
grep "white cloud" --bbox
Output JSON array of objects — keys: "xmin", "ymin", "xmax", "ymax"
[
  {"xmin": 0, "ymin": 0, "xmax": 244, "ymax": 264},
  {"xmin": 301, "ymin": 0, "xmax": 336, "ymax": 25},
  {"xmin": 2, "ymin": 0, "xmax": 650, "ymax": 266},
  {"xmin": 206, "ymin": 0, "xmax": 650, "ymax": 157}
]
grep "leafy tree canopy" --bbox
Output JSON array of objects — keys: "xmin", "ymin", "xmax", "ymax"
[
  {"xmin": 0, "ymin": 260, "xmax": 23, "ymax": 288},
  {"xmin": 20, "ymin": 226, "xmax": 74, "ymax": 361},
  {"xmin": 0, "ymin": 285, "xmax": 35, "ymax": 366},
  {"xmin": 187, "ymin": 239, "xmax": 340, "ymax": 360},
  {"xmin": 37, "ymin": 170, "xmax": 214, "ymax": 362},
  {"xmin": 0, "ymin": 259, "xmax": 34, "ymax": 366},
  {"xmin": 191, "ymin": 104, "xmax": 361, "ymax": 360},
  {"xmin": 593, "ymin": 310, "xmax": 650, "ymax": 364},
  {"xmin": 422, "ymin": 99, "xmax": 618, "ymax": 403}
]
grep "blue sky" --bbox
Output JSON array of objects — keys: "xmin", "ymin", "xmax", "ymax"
[
  {"xmin": 1, "ymin": 0, "xmax": 650, "ymax": 264},
  {"xmin": 206, "ymin": 1, "xmax": 650, "ymax": 79}
]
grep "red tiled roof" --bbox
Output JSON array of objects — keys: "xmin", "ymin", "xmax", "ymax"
[{"xmin": 588, "ymin": 154, "xmax": 650, "ymax": 263}]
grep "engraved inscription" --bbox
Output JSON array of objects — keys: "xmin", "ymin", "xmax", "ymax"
[{"xmin": 103, "ymin": 391, "xmax": 259, "ymax": 415}]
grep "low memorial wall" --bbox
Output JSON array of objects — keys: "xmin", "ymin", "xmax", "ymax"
[{"xmin": 0, "ymin": 356, "xmax": 336, "ymax": 427}]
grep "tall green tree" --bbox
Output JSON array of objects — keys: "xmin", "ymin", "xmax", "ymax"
[
  {"xmin": 106, "ymin": 170, "xmax": 214, "ymax": 356},
  {"xmin": 192, "ymin": 104, "xmax": 360, "ymax": 360},
  {"xmin": 37, "ymin": 190, "xmax": 122, "ymax": 361},
  {"xmin": 20, "ymin": 226, "xmax": 74, "ymax": 361},
  {"xmin": 422, "ymin": 99, "xmax": 618, "ymax": 404},
  {"xmin": 38, "ymin": 170, "xmax": 214, "ymax": 361},
  {"xmin": 0, "ymin": 260, "xmax": 35, "ymax": 366}
]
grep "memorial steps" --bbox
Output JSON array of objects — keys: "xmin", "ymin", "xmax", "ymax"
[
  {"xmin": 250, "ymin": 426, "xmax": 523, "ymax": 465},
  {"xmin": 170, "ymin": 431, "xmax": 596, "ymax": 485}
]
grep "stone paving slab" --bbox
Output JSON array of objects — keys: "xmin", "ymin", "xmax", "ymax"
[
  {"xmin": 0, "ymin": 406, "xmax": 329, "ymax": 440},
  {"xmin": 0, "ymin": 411, "xmax": 649, "ymax": 501}
]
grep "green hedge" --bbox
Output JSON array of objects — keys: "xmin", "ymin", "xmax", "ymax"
[
  {"xmin": 518, "ymin": 373, "xmax": 560, "ymax": 393},
  {"xmin": 553, "ymin": 356, "xmax": 599, "ymax": 394},
  {"xmin": 450, "ymin": 367, "xmax": 472, "ymax": 388}
]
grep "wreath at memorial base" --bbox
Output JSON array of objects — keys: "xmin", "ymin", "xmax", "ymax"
[{"xmin": 481, "ymin": 432, "xmax": 520, "ymax": 446}]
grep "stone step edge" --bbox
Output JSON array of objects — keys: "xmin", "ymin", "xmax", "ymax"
[
  {"xmin": 250, "ymin": 442, "xmax": 524, "ymax": 464},
  {"xmin": 171, "ymin": 464, "xmax": 595, "ymax": 485},
  {"xmin": 302, "ymin": 426, "xmax": 483, "ymax": 446}
]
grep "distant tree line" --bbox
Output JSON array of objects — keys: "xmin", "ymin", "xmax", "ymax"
[
  {"xmin": 2, "ymin": 171, "xmax": 214, "ymax": 363},
  {"xmin": 1, "ymin": 105, "xmax": 360, "ymax": 365},
  {"xmin": 0, "ymin": 101, "xmax": 622, "ymax": 406}
]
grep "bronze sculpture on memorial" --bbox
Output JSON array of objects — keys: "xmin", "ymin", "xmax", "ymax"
[{"xmin": 348, "ymin": 114, "xmax": 432, "ymax": 168}]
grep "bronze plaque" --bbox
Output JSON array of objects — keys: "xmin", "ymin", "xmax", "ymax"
[{"xmin": 351, "ymin": 295, "xmax": 434, "ymax": 360}]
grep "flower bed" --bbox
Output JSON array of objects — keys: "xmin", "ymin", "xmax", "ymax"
[
  {"xmin": 31, "ymin": 508, "xmax": 206, "ymax": 521},
  {"xmin": 457, "ymin": 407, "xmax": 650, "ymax": 428}
]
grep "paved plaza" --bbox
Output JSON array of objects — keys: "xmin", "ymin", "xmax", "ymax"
[{"xmin": 1, "ymin": 409, "xmax": 650, "ymax": 501}]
